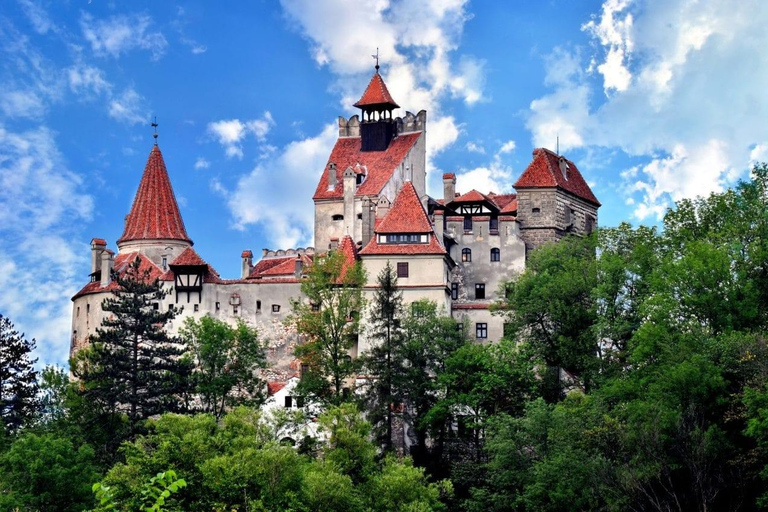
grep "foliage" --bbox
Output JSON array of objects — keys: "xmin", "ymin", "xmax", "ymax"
[
  {"xmin": 71, "ymin": 256, "xmax": 194, "ymax": 435},
  {"xmin": 291, "ymin": 249, "xmax": 366, "ymax": 405},
  {"xmin": 94, "ymin": 470, "xmax": 187, "ymax": 512},
  {"xmin": 0, "ymin": 314, "xmax": 39, "ymax": 433},
  {"xmin": 180, "ymin": 316, "xmax": 267, "ymax": 418},
  {"xmin": 0, "ymin": 432, "xmax": 100, "ymax": 512},
  {"xmin": 360, "ymin": 261, "xmax": 405, "ymax": 453}
]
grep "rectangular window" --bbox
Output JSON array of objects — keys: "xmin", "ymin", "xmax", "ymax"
[
  {"xmin": 475, "ymin": 283, "xmax": 485, "ymax": 299},
  {"xmin": 532, "ymin": 207, "xmax": 541, "ymax": 213},
  {"xmin": 461, "ymin": 248, "xmax": 471, "ymax": 262},
  {"xmin": 463, "ymin": 216, "xmax": 473, "ymax": 232},
  {"xmin": 284, "ymin": 396, "xmax": 293, "ymax": 408},
  {"xmin": 215, "ymin": 301, "xmax": 220, "ymax": 310},
  {"xmin": 456, "ymin": 322, "xmax": 463, "ymax": 332},
  {"xmin": 153, "ymin": 303, "xmax": 159, "ymax": 311},
  {"xmin": 272, "ymin": 304, "xmax": 281, "ymax": 313},
  {"xmin": 162, "ymin": 257, "xmax": 168, "ymax": 270},
  {"xmin": 489, "ymin": 217, "xmax": 499, "ymax": 232},
  {"xmin": 86, "ymin": 304, "xmax": 90, "ymax": 314},
  {"xmin": 193, "ymin": 304, "xmax": 199, "ymax": 312},
  {"xmin": 476, "ymin": 323, "xmax": 488, "ymax": 339},
  {"xmin": 397, "ymin": 262, "xmax": 409, "ymax": 278},
  {"xmin": 491, "ymin": 248, "xmax": 500, "ymax": 262},
  {"xmin": 256, "ymin": 300, "xmax": 262, "ymax": 311},
  {"xmin": 296, "ymin": 396, "xmax": 305, "ymax": 408},
  {"xmin": 168, "ymin": 304, "xmax": 174, "ymax": 311},
  {"xmin": 451, "ymin": 282, "xmax": 459, "ymax": 300}
]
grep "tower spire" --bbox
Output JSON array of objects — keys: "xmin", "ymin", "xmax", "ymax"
[{"xmin": 372, "ymin": 47, "xmax": 380, "ymax": 72}]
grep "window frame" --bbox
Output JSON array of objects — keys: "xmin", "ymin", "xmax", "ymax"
[
  {"xmin": 397, "ymin": 262, "xmax": 409, "ymax": 278},
  {"xmin": 463, "ymin": 216, "xmax": 473, "ymax": 232},
  {"xmin": 475, "ymin": 283, "xmax": 485, "ymax": 300},
  {"xmin": 451, "ymin": 282, "xmax": 459, "ymax": 300},
  {"xmin": 461, "ymin": 248, "xmax": 472, "ymax": 262},
  {"xmin": 490, "ymin": 248, "xmax": 500, "ymax": 262},
  {"xmin": 476, "ymin": 322, "xmax": 488, "ymax": 339}
]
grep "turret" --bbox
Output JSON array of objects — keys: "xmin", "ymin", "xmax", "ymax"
[{"xmin": 354, "ymin": 65, "xmax": 400, "ymax": 152}]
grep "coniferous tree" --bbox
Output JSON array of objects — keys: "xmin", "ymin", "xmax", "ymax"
[
  {"xmin": 361, "ymin": 261, "xmax": 404, "ymax": 453},
  {"xmin": 72, "ymin": 256, "xmax": 193, "ymax": 435},
  {"xmin": 0, "ymin": 315, "xmax": 39, "ymax": 433}
]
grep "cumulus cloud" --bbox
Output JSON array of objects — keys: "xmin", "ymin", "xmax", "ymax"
[
  {"xmin": 108, "ymin": 88, "xmax": 147, "ymax": 125},
  {"xmin": 455, "ymin": 160, "xmax": 515, "ymax": 196},
  {"xmin": 0, "ymin": 89, "xmax": 45, "ymax": 119},
  {"xmin": 66, "ymin": 64, "xmax": 111, "ymax": 96},
  {"xmin": 466, "ymin": 141, "xmax": 485, "ymax": 154},
  {"xmin": 527, "ymin": 0, "xmax": 768, "ymax": 220},
  {"xmin": 80, "ymin": 12, "xmax": 168, "ymax": 60},
  {"xmin": 498, "ymin": 140, "xmax": 516, "ymax": 154},
  {"xmin": 207, "ymin": 112, "xmax": 275, "ymax": 159},
  {"xmin": 0, "ymin": 125, "xmax": 93, "ymax": 366},
  {"xmin": 216, "ymin": 123, "xmax": 338, "ymax": 248}
]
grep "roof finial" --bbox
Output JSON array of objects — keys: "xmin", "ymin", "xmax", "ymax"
[
  {"xmin": 151, "ymin": 116, "xmax": 159, "ymax": 146},
  {"xmin": 556, "ymin": 134, "xmax": 559, "ymax": 156},
  {"xmin": 372, "ymin": 47, "xmax": 379, "ymax": 72}
]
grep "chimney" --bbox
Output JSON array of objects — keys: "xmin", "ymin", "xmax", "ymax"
[
  {"xmin": 328, "ymin": 162, "xmax": 337, "ymax": 191},
  {"xmin": 100, "ymin": 250, "xmax": 114, "ymax": 287},
  {"xmin": 343, "ymin": 166, "xmax": 356, "ymax": 239},
  {"xmin": 91, "ymin": 238, "xmax": 107, "ymax": 275},
  {"xmin": 443, "ymin": 173, "xmax": 456, "ymax": 203},
  {"xmin": 434, "ymin": 210, "xmax": 444, "ymax": 241},
  {"xmin": 241, "ymin": 250, "xmax": 253, "ymax": 279},
  {"xmin": 376, "ymin": 195, "xmax": 391, "ymax": 219},
  {"xmin": 294, "ymin": 257, "xmax": 303, "ymax": 278},
  {"xmin": 361, "ymin": 196, "xmax": 375, "ymax": 248}
]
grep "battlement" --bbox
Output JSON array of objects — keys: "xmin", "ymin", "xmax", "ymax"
[
  {"xmin": 338, "ymin": 110, "xmax": 427, "ymax": 138},
  {"xmin": 261, "ymin": 247, "xmax": 315, "ymax": 258}
]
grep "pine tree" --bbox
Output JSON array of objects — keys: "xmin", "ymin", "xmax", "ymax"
[
  {"xmin": 361, "ymin": 261, "xmax": 404, "ymax": 453},
  {"xmin": 72, "ymin": 256, "xmax": 193, "ymax": 434},
  {"xmin": 0, "ymin": 315, "xmax": 39, "ymax": 433}
]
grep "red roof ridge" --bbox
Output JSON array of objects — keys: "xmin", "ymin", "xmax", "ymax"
[
  {"xmin": 117, "ymin": 145, "xmax": 193, "ymax": 245},
  {"xmin": 354, "ymin": 71, "xmax": 400, "ymax": 109},
  {"xmin": 514, "ymin": 148, "xmax": 600, "ymax": 206}
]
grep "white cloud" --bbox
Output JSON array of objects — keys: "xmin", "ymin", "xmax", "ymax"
[
  {"xmin": 0, "ymin": 125, "xmax": 93, "ymax": 366},
  {"xmin": 18, "ymin": 0, "xmax": 55, "ymax": 35},
  {"xmin": 80, "ymin": 12, "xmax": 168, "ymax": 60},
  {"xmin": 528, "ymin": 0, "xmax": 768, "ymax": 220},
  {"xmin": 219, "ymin": 123, "xmax": 338, "ymax": 248},
  {"xmin": 498, "ymin": 140, "xmax": 516, "ymax": 154},
  {"xmin": 207, "ymin": 112, "xmax": 275, "ymax": 159},
  {"xmin": 455, "ymin": 161, "xmax": 515, "ymax": 196},
  {"xmin": 194, "ymin": 157, "xmax": 211, "ymax": 170},
  {"xmin": 66, "ymin": 64, "xmax": 111, "ymax": 96},
  {"xmin": 0, "ymin": 89, "xmax": 45, "ymax": 119},
  {"xmin": 108, "ymin": 88, "xmax": 147, "ymax": 125},
  {"xmin": 466, "ymin": 141, "xmax": 485, "ymax": 154}
]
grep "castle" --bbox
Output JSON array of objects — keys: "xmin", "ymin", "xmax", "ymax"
[{"xmin": 70, "ymin": 66, "xmax": 600, "ymax": 381}]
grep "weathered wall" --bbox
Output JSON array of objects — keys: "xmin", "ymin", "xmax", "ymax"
[{"xmin": 516, "ymin": 188, "xmax": 598, "ymax": 252}]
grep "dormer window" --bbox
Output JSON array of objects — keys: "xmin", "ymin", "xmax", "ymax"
[
  {"xmin": 558, "ymin": 157, "xmax": 569, "ymax": 180},
  {"xmin": 384, "ymin": 234, "xmax": 423, "ymax": 243},
  {"xmin": 356, "ymin": 173, "xmax": 366, "ymax": 186}
]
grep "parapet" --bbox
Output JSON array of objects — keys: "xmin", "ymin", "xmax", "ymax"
[
  {"xmin": 261, "ymin": 247, "xmax": 316, "ymax": 258},
  {"xmin": 338, "ymin": 110, "xmax": 427, "ymax": 138}
]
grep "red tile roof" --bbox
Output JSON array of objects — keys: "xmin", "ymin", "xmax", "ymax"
[
  {"xmin": 500, "ymin": 197, "xmax": 518, "ymax": 214},
  {"xmin": 312, "ymin": 133, "xmax": 422, "ymax": 200},
  {"xmin": 337, "ymin": 235, "xmax": 359, "ymax": 281},
  {"xmin": 248, "ymin": 254, "xmax": 313, "ymax": 279},
  {"xmin": 514, "ymin": 148, "xmax": 600, "ymax": 206},
  {"xmin": 354, "ymin": 71, "xmax": 400, "ymax": 109},
  {"xmin": 117, "ymin": 146, "xmax": 192, "ymax": 245},
  {"xmin": 170, "ymin": 247, "xmax": 207, "ymax": 266},
  {"xmin": 267, "ymin": 381, "xmax": 287, "ymax": 396},
  {"xmin": 451, "ymin": 189, "xmax": 488, "ymax": 204},
  {"xmin": 72, "ymin": 252, "xmax": 165, "ymax": 299},
  {"xmin": 162, "ymin": 248, "xmax": 222, "ymax": 283},
  {"xmin": 488, "ymin": 193, "xmax": 516, "ymax": 210},
  {"xmin": 375, "ymin": 182, "xmax": 432, "ymax": 234},
  {"xmin": 241, "ymin": 250, "xmax": 253, "ymax": 258},
  {"xmin": 91, "ymin": 238, "xmax": 107, "ymax": 246},
  {"xmin": 452, "ymin": 303, "xmax": 491, "ymax": 310},
  {"xmin": 442, "ymin": 173, "xmax": 455, "ymax": 180}
]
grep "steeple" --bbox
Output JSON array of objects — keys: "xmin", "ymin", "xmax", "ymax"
[
  {"xmin": 117, "ymin": 145, "xmax": 193, "ymax": 248},
  {"xmin": 355, "ymin": 64, "xmax": 399, "ymax": 152}
]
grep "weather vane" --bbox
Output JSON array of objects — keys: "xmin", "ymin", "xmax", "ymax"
[
  {"xmin": 151, "ymin": 116, "xmax": 159, "ymax": 145},
  {"xmin": 372, "ymin": 48, "xmax": 380, "ymax": 72}
]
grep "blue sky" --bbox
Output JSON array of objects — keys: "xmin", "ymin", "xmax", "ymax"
[{"xmin": 0, "ymin": 0, "xmax": 765, "ymax": 367}]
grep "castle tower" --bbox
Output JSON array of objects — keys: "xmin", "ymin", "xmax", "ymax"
[
  {"xmin": 514, "ymin": 148, "xmax": 600, "ymax": 253},
  {"xmin": 354, "ymin": 67, "xmax": 400, "ymax": 152},
  {"xmin": 116, "ymin": 145, "xmax": 192, "ymax": 267}
]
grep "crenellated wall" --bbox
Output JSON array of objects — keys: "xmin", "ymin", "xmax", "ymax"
[{"xmin": 338, "ymin": 110, "xmax": 427, "ymax": 138}]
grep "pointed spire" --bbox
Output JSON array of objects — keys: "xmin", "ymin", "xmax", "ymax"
[
  {"xmin": 354, "ymin": 70, "xmax": 400, "ymax": 109},
  {"xmin": 117, "ymin": 145, "xmax": 193, "ymax": 246}
]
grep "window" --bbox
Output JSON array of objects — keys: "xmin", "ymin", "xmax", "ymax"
[
  {"xmin": 76, "ymin": 307, "xmax": 80, "ymax": 317},
  {"xmin": 451, "ymin": 282, "xmax": 459, "ymax": 300},
  {"xmin": 86, "ymin": 304, "xmax": 90, "ymax": 314},
  {"xmin": 475, "ymin": 283, "xmax": 485, "ymax": 299},
  {"xmin": 463, "ymin": 216, "xmax": 473, "ymax": 232},
  {"xmin": 233, "ymin": 306, "xmax": 238, "ymax": 315},
  {"xmin": 300, "ymin": 363, "xmax": 309, "ymax": 376},
  {"xmin": 256, "ymin": 300, "xmax": 262, "ymax": 311},
  {"xmin": 357, "ymin": 213, "xmax": 363, "ymax": 219},
  {"xmin": 332, "ymin": 214, "xmax": 344, "ymax": 221},
  {"xmin": 162, "ymin": 256, "xmax": 168, "ymax": 270},
  {"xmin": 168, "ymin": 304, "xmax": 174, "ymax": 311},
  {"xmin": 296, "ymin": 396, "xmax": 305, "ymax": 408},
  {"xmin": 476, "ymin": 323, "xmax": 488, "ymax": 339},
  {"xmin": 216, "ymin": 301, "xmax": 221, "ymax": 310},
  {"xmin": 385, "ymin": 234, "xmax": 421, "ymax": 243},
  {"xmin": 490, "ymin": 248, "xmax": 500, "ymax": 262},
  {"xmin": 461, "ymin": 248, "xmax": 471, "ymax": 262},
  {"xmin": 456, "ymin": 322, "xmax": 463, "ymax": 332},
  {"xmin": 194, "ymin": 304, "xmax": 199, "ymax": 312},
  {"xmin": 284, "ymin": 396, "xmax": 293, "ymax": 408},
  {"xmin": 153, "ymin": 303, "xmax": 159, "ymax": 310},
  {"xmin": 397, "ymin": 262, "xmax": 409, "ymax": 278},
  {"xmin": 311, "ymin": 302, "xmax": 320, "ymax": 312},
  {"xmin": 532, "ymin": 207, "xmax": 541, "ymax": 214},
  {"xmin": 489, "ymin": 217, "xmax": 499, "ymax": 233},
  {"xmin": 272, "ymin": 304, "xmax": 281, "ymax": 313}
]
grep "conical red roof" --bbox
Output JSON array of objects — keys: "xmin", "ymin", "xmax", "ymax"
[
  {"xmin": 354, "ymin": 71, "xmax": 400, "ymax": 109},
  {"xmin": 117, "ymin": 146, "xmax": 192, "ymax": 245}
]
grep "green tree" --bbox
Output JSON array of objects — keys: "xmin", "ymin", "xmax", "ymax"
[
  {"xmin": 180, "ymin": 316, "xmax": 267, "ymax": 419},
  {"xmin": 72, "ymin": 256, "xmax": 193, "ymax": 436},
  {"xmin": 0, "ymin": 314, "xmax": 39, "ymax": 433},
  {"xmin": 360, "ymin": 261, "xmax": 404, "ymax": 453},
  {"xmin": 292, "ymin": 249, "xmax": 366, "ymax": 405},
  {"xmin": 0, "ymin": 432, "xmax": 100, "ymax": 512}
]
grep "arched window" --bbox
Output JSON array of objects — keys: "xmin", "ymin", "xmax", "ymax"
[
  {"xmin": 462, "ymin": 248, "xmax": 471, "ymax": 262},
  {"xmin": 490, "ymin": 248, "xmax": 500, "ymax": 262}
]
